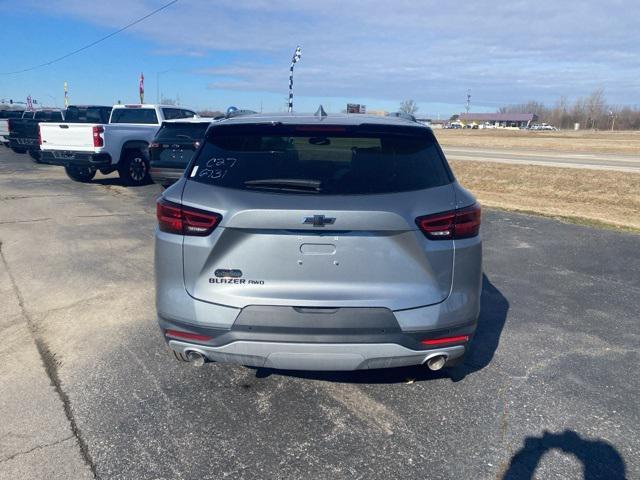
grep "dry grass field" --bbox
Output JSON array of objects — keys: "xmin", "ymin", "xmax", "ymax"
[
  {"xmin": 450, "ymin": 160, "xmax": 640, "ymax": 232},
  {"xmin": 435, "ymin": 129, "xmax": 640, "ymax": 155}
]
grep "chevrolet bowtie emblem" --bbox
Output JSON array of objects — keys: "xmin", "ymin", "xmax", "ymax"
[{"xmin": 303, "ymin": 215, "xmax": 336, "ymax": 227}]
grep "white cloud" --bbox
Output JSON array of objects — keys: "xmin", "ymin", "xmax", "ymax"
[{"xmin": 15, "ymin": 0, "xmax": 640, "ymax": 105}]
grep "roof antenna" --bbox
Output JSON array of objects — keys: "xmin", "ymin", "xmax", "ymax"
[{"xmin": 315, "ymin": 104, "xmax": 327, "ymax": 118}]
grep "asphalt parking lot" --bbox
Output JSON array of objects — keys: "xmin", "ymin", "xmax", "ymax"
[{"xmin": 0, "ymin": 147, "xmax": 638, "ymax": 480}]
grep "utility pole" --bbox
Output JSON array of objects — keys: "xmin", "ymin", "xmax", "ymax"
[
  {"xmin": 609, "ymin": 110, "xmax": 616, "ymax": 131},
  {"xmin": 466, "ymin": 89, "xmax": 471, "ymax": 114}
]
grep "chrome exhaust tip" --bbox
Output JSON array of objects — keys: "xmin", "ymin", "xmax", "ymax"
[
  {"xmin": 186, "ymin": 350, "xmax": 206, "ymax": 367},
  {"xmin": 426, "ymin": 355, "xmax": 447, "ymax": 371}
]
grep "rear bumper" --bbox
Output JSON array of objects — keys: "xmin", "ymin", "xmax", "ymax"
[
  {"xmin": 9, "ymin": 138, "xmax": 38, "ymax": 151},
  {"xmin": 167, "ymin": 338, "xmax": 466, "ymax": 371},
  {"xmin": 39, "ymin": 150, "xmax": 112, "ymax": 168},
  {"xmin": 150, "ymin": 166, "xmax": 183, "ymax": 186},
  {"xmin": 158, "ymin": 307, "xmax": 476, "ymax": 371},
  {"xmin": 9, "ymin": 137, "xmax": 38, "ymax": 148}
]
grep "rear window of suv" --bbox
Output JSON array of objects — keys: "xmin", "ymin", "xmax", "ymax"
[
  {"xmin": 189, "ymin": 123, "xmax": 452, "ymax": 195},
  {"xmin": 157, "ymin": 123, "xmax": 209, "ymax": 141}
]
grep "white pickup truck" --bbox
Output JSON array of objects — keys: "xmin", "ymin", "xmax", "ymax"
[{"xmin": 40, "ymin": 104, "xmax": 197, "ymax": 185}]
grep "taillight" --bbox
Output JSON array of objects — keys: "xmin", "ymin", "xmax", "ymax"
[
  {"xmin": 92, "ymin": 126, "xmax": 104, "ymax": 147},
  {"xmin": 149, "ymin": 142, "xmax": 160, "ymax": 149},
  {"xmin": 156, "ymin": 198, "xmax": 221, "ymax": 236},
  {"xmin": 165, "ymin": 329, "xmax": 212, "ymax": 342},
  {"xmin": 416, "ymin": 203, "xmax": 481, "ymax": 240},
  {"xmin": 421, "ymin": 335, "xmax": 469, "ymax": 346}
]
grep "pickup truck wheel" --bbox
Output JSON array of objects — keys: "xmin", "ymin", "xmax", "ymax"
[
  {"xmin": 29, "ymin": 150, "xmax": 42, "ymax": 163},
  {"xmin": 65, "ymin": 165, "xmax": 96, "ymax": 182},
  {"xmin": 119, "ymin": 151, "xmax": 150, "ymax": 186}
]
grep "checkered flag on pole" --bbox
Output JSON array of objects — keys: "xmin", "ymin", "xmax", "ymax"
[{"xmin": 288, "ymin": 46, "xmax": 302, "ymax": 112}]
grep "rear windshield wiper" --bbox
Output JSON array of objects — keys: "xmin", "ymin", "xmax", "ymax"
[{"xmin": 243, "ymin": 178, "xmax": 322, "ymax": 193}]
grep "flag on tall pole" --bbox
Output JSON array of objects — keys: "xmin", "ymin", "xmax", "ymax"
[
  {"xmin": 288, "ymin": 46, "xmax": 302, "ymax": 113},
  {"xmin": 64, "ymin": 82, "xmax": 69, "ymax": 108},
  {"xmin": 26, "ymin": 95, "xmax": 33, "ymax": 111},
  {"xmin": 139, "ymin": 72, "xmax": 145, "ymax": 104}
]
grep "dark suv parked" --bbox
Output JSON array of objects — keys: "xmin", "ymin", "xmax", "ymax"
[{"xmin": 149, "ymin": 119, "xmax": 213, "ymax": 187}]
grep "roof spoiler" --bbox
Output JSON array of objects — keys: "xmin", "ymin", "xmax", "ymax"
[
  {"xmin": 224, "ymin": 106, "xmax": 258, "ymax": 119},
  {"xmin": 386, "ymin": 112, "xmax": 417, "ymax": 122}
]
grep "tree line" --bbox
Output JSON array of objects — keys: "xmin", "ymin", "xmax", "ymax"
[{"xmin": 498, "ymin": 89, "xmax": 640, "ymax": 130}]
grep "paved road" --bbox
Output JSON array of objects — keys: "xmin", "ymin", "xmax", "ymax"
[
  {"xmin": 0, "ymin": 148, "xmax": 638, "ymax": 479},
  {"xmin": 443, "ymin": 146, "xmax": 640, "ymax": 173}
]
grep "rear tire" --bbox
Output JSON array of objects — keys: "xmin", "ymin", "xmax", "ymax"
[
  {"xmin": 65, "ymin": 165, "xmax": 96, "ymax": 182},
  {"xmin": 118, "ymin": 150, "xmax": 150, "ymax": 186}
]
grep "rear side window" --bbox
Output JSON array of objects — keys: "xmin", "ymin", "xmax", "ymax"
[
  {"xmin": 190, "ymin": 124, "xmax": 451, "ymax": 195},
  {"xmin": 34, "ymin": 111, "xmax": 63, "ymax": 121},
  {"xmin": 65, "ymin": 107, "xmax": 111, "ymax": 123},
  {"xmin": 0, "ymin": 111, "xmax": 24, "ymax": 119},
  {"xmin": 157, "ymin": 123, "xmax": 208, "ymax": 141},
  {"xmin": 162, "ymin": 108, "xmax": 196, "ymax": 120},
  {"xmin": 110, "ymin": 108, "xmax": 158, "ymax": 124}
]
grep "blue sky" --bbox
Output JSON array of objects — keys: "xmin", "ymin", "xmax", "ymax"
[{"xmin": 1, "ymin": 0, "xmax": 639, "ymax": 116}]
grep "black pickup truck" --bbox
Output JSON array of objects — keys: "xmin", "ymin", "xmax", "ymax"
[
  {"xmin": 8, "ymin": 109, "xmax": 64, "ymax": 160},
  {"xmin": 0, "ymin": 110, "xmax": 25, "ymax": 146}
]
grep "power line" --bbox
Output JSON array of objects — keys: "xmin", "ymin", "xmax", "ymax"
[{"xmin": 1, "ymin": 0, "xmax": 178, "ymax": 75}]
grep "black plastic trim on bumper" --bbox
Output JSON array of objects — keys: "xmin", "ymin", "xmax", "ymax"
[
  {"xmin": 39, "ymin": 151, "xmax": 112, "ymax": 168},
  {"xmin": 150, "ymin": 166, "xmax": 182, "ymax": 186},
  {"xmin": 158, "ymin": 305, "xmax": 477, "ymax": 351},
  {"xmin": 9, "ymin": 138, "xmax": 38, "ymax": 149}
]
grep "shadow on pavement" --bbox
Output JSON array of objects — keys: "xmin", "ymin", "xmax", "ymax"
[
  {"xmin": 91, "ymin": 177, "xmax": 154, "ymax": 187},
  {"xmin": 252, "ymin": 274, "xmax": 509, "ymax": 384},
  {"xmin": 503, "ymin": 430, "xmax": 626, "ymax": 480}
]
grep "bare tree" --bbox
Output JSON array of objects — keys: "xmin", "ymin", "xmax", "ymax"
[
  {"xmin": 494, "ymin": 90, "xmax": 640, "ymax": 130},
  {"xmin": 399, "ymin": 100, "xmax": 419, "ymax": 115},
  {"xmin": 585, "ymin": 88, "xmax": 606, "ymax": 129}
]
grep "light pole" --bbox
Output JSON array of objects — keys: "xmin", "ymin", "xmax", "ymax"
[{"xmin": 157, "ymin": 70, "xmax": 170, "ymax": 104}]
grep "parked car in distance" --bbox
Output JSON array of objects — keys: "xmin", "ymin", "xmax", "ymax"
[
  {"xmin": 149, "ymin": 118, "xmax": 214, "ymax": 187},
  {"xmin": 8, "ymin": 109, "xmax": 64, "ymax": 160},
  {"xmin": 155, "ymin": 112, "xmax": 482, "ymax": 372},
  {"xmin": 39, "ymin": 104, "xmax": 197, "ymax": 185},
  {"xmin": 0, "ymin": 110, "xmax": 25, "ymax": 146}
]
